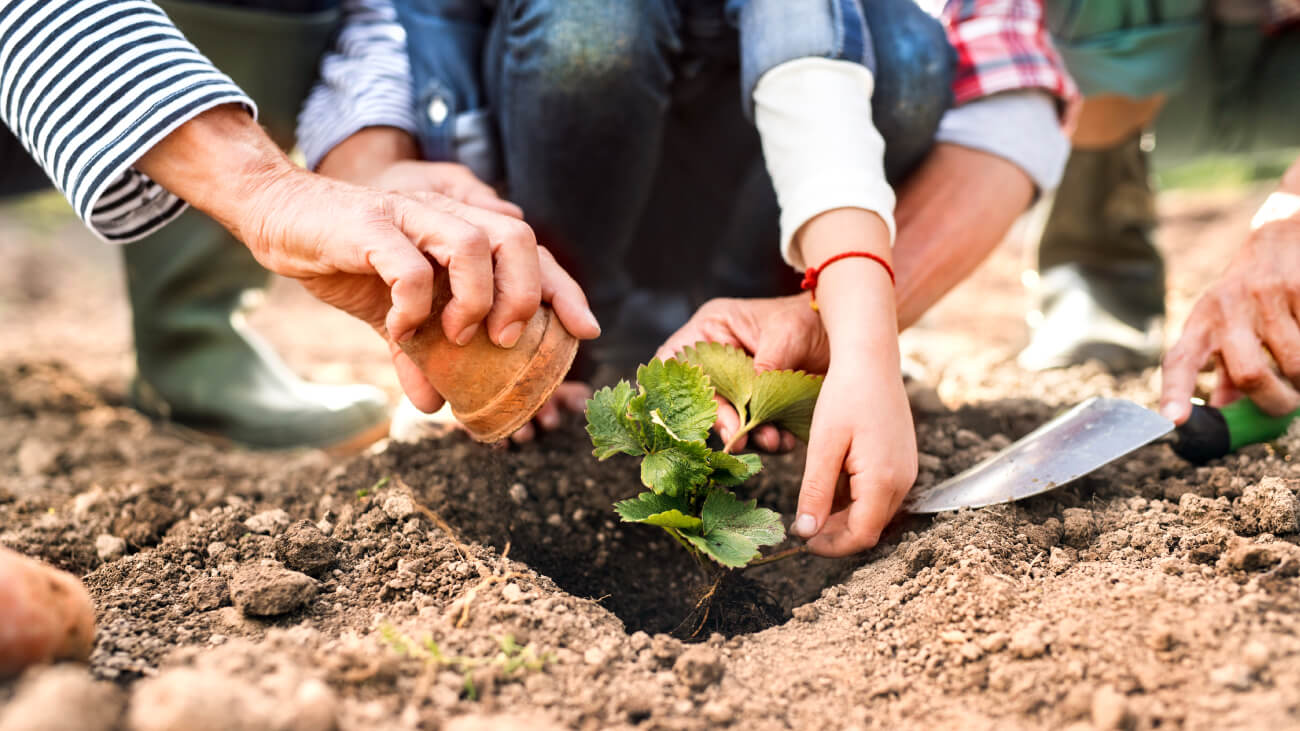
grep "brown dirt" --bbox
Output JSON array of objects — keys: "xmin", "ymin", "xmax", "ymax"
[{"xmin": 2, "ymin": 186, "xmax": 1299, "ymax": 730}]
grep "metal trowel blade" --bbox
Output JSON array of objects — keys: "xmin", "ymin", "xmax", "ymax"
[{"xmin": 903, "ymin": 397, "xmax": 1173, "ymax": 514}]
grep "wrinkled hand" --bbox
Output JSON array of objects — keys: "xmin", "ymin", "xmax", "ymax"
[
  {"xmin": 135, "ymin": 108, "xmax": 600, "ymax": 415},
  {"xmin": 238, "ymin": 167, "xmax": 599, "ymax": 412},
  {"xmin": 353, "ymin": 160, "xmax": 524, "ymax": 221},
  {"xmin": 656, "ymin": 294, "xmax": 828, "ymax": 452},
  {"xmin": 1160, "ymin": 195, "xmax": 1300, "ymax": 423}
]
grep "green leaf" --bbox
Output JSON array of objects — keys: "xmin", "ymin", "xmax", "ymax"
[
  {"xmin": 679, "ymin": 343, "xmax": 755, "ymax": 420},
  {"xmin": 614, "ymin": 492, "xmax": 703, "ymax": 531},
  {"xmin": 683, "ymin": 531, "xmax": 761, "ymax": 568},
  {"xmin": 640, "ymin": 440, "xmax": 713, "ymax": 496},
  {"xmin": 684, "ymin": 489, "xmax": 786, "ymax": 568},
  {"xmin": 586, "ymin": 381, "xmax": 643, "ymax": 459},
  {"xmin": 707, "ymin": 451, "xmax": 762, "ymax": 487},
  {"xmin": 701, "ymin": 488, "xmax": 784, "ymax": 545},
  {"xmin": 747, "ymin": 369, "xmax": 824, "ymax": 442},
  {"xmin": 632, "ymin": 359, "xmax": 716, "ymax": 443}
]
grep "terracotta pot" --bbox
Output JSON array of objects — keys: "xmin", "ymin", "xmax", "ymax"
[{"xmin": 399, "ymin": 274, "xmax": 579, "ymax": 443}]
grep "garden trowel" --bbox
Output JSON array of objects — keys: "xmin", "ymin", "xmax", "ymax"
[{"xmin": 904, "ymin": 397, "xmax": 1300, "ymax": 514}]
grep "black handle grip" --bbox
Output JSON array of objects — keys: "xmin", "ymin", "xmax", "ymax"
[{"xmin": 1171, "ymin": 404, "xmax": 1230, "ymax": 464}]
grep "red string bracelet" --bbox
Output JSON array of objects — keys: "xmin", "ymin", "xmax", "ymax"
[{"xmin": 800, "ymin": 251, "xmax": 895, "ymax": 310}]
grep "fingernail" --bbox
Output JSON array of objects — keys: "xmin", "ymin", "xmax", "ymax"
[
  {"xmin": 455, "ymin": 323, "xmax": 478, "ymax": 346},
  {"xmin": 582, "ymin": 308, "xmax": 601, "ymax": 335},
  {"xmin": 395, "ymin": 329, "xmax": 414, "ymax": 344},
  {"xmin": 1159, "ymin": 402, "xmax": 1180, "ymax": 421},
  {"xmin": 498, "ymin": 320, "xmax": 525, "ymax": 348},
  {"xmin": 792, "ymin": 513, "xmax": 818, "ymax": 538}
]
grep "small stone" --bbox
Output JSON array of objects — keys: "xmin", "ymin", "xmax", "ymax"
[
  {"xmin": 1048, "ymin": 546, "xmax": 1076, "ymax": 574},
  {"xmin": 1179, "ymin": 493, "xmax": 1231, "ymax": 523},
  {"xmin": 1234, "ymin": 477, "xmax": 1300, "ymax": 535},
  {"xmin": 127, "ymin": 668, "xmax": 263, "ymax": 731},
  {"xmin": 917, "ymin": 452, "xmax": 943, "ymax": 473},
  {"xmin": 939, "ymin": 630, "xmax": 966, "ymax": 644},
  {"xmin": 274, "ymin": 520, "xmax": 341, "ymax": 577},
  {"xmin": 230, "ymin": 562, "xmax": 317, "ymax": 617},
  {"xmin": 1243, "ymin": 641, "xmax": 1271, "ymax": 673},
  {"xmin": 1090, "ymin": 685, "xmax": 1130, "ymax": 730},
  {"xmin": 501, "ymin": 583, "xmax": 525, "ymax": 603},
  {"xmin": 1009, "ymin": 623, "xmax": 1048, "ymax": 659},
  {"xmin": 701, "ymin": 700, "xmax": 734, "ymax": 725},
  {"xmin": 244, "ymin": 509, "xmax": 291, "ymax": 535},
  {"xmin": 188, "ymin": 576, "xmax": 230, "ymax": 612},
  {"xmin": 382, "ymin": 493, "xmax": 416, "ymax": 521},
  {"xmin": 650, "ymin": 635, "xmax": 682, "ymax": 666},
  {"xmin": 674, "ymin": 646, "xmax": 723, "ymax": 692},
  {"xmin": 508, "ymin": 483, "xmax": 529, "ymax": 504},
  {"xmin": 954, "ymin": 429, "xmax": 981, "ymax": 449},
  {"xmin": 1061, "ymin": 509, "xmax": 1094, "ymax": 548},
  {"xmin": 792, "ymin": 604, "xmax": 819, "ymax": 622},
  {"xmin": 959, "ymin": 643, "xmax": 983, "ymax": 661},
  {"xmin": 1210, "ymin": 663, "xmax": 1254, "ymax": 691},
  {"xmin": 17, "ymin": 438, "xmax": 59, "ymax": 477},
  {"xmin": 979, "ymin": 632, "xmax": 1009, "ymax": 653},
  {"xmin": 0, "ymin": 666, "xmax": 122, "ymax": 731},
  {"xmin": 1145, "ymin": 625, "xmax": 1175, "ymax": 652},
  {"xmin": 207, "ymin": 542, "xmax": 229, "ymax": 560},
  {"xmin": 94, "ymin": 534, "xmax": 126, "ymax": 562},
  {"xmin": 629, "ymin": 631, "xmax": 652, "ymax": 652},
  {"xmin": 583, "ymin": 647, "xmax": 606, "ymax": 666}
]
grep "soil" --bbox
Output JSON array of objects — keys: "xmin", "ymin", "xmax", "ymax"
[{"xmin": 2, "ymin": 186, "xmax": 1300, "ymax": 730}]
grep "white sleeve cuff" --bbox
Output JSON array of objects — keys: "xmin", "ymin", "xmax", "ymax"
[{"xmin": 753, "ymin": 57, "xmax": 896, "ymax": 272}]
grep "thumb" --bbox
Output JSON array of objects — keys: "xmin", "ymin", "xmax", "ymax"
[
  {"xmin": 752, "ymin": 321, "xmax": 804, "ymax": 373},
  {"xmin": 1160, "ymin": 322, "xmax": 1213, "ymax": 424}
]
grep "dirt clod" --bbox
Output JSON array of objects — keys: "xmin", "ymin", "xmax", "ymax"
[
  {"xmin": 94, "ymin": 534, "xmax": 125, "ymax": 563},
  {"xmin": 1234, "ymin": 477, "xmax": 1299, "ymax": 535},
  {"xmin": 674, "ymin": 645, "xmax": 724, "ymax": 691},
  {"xmin": 244, "ymin": 509, "xmax": 291, "ymax": 536},
  {"xmin": 1061, "ymin": 509, "xmax": 1094, "ymax": 548},
  {"xmin": 274, "ymin": 521, "xmax": 341, "ymax": 577},
  {"xmin": 1090, "ymin": 685, "xmax": 1130, "ymax": 730},
  {"xmin": 0, "ymin": 666, "xmax": 121, "ymax": 731},
  {"xmin": 230, "ymin": 563, "xmax": 317, "ymax": 617}
]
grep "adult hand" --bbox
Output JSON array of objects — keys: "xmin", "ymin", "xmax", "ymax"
[
  {"xmin": 656, "ymin": 294, "xmax": 827, "ymax": 452},
  {"xmin": 316, "ymin": 126, "xmax": 522, "ymax": 218},
  {"xmin": 135, "ymin": 106, "xmax": 601, "ymax": 413},
  {"xmin": 1160, "ymin": 176, "xmax": 1300, "ymax": 423}
]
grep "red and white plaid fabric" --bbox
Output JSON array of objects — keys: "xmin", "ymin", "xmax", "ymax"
[{"xmin": 941, "ymin": 0, "xmax": 1080, "ymax": 126}]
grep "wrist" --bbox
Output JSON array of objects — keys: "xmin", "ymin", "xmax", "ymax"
[
  {"xmin": 797, "ymin": 208, "xmax": 898, "ymax": 347},
  {"xmin": 133, "ymin": 104, "xmax": 297, "ymax": 237},
  {"xmin": 316, "ymin": 126, "xmax": 421, "ymax": 184}
]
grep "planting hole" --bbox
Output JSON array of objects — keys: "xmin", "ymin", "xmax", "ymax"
[{"xmin": 377, "ymin": 427, "xmax": 859, "ymax": 637}]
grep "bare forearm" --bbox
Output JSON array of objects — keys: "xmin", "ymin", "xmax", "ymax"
[
  {"xmin": 797, "ymin": 208, "xmax": 898, "ymax": 360},
  {"xmin": 134, "ymin": 104, "xmax": 292, "ymax": 240},
  {"xmin": 892, "ymin": 143, "xmax": 1034, "ymax": 330},
  {"xmin": 315, "ymin": 126, "xmax": 421, "ymax": 182}
]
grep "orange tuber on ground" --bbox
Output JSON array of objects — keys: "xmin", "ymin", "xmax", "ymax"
[{"xmin": 0, "ymin": 546, "xmax": 95, "ymax": 677}]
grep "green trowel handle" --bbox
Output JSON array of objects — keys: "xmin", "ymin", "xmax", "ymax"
[{"xmin": 1172, "ymin": 398, "xmax": 1300, "ymax": 464}]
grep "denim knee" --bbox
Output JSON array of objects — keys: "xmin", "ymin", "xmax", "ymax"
[
  {"xmin": 865, "ymin": 0, "xmax": 954, "ymax": 182},
  {"xmin": 737, "ymin": 0, "xmax": 952, "ymax": 182},
  {"xmin": 496, "ymin": 0, "xmax": 680, "ymax": 95}
]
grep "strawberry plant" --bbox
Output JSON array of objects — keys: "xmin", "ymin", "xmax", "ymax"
[{"xmin": 585, "ymin": 343, "xmax": 823, "ymax": 568}]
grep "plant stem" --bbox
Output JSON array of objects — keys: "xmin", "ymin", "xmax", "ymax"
[
  {"xmin": 747, "ymin": 545, "xmax": 808, "ymax": 567},
  {"xmin": 721, "ymin": 425, "xmax": 751, "ymax": 454}
]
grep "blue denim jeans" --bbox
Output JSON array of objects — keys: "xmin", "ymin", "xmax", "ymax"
[{"xmin": 459, "ymin": 0, "xmax": 952, "ymax": 367}]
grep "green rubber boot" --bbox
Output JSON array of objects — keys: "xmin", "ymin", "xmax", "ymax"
[
  {"xmin": 1019, "ymin": 133, "xmax": 1166, "ymax": 373},
  {"xmin": 124, "ymin": 1, "xmax": 389, "ymax": 450}
]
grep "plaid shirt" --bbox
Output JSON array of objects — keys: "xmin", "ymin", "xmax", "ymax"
[{"xmin": 941, "ymin": 0, "xmax": 1080, "ymax": 125}]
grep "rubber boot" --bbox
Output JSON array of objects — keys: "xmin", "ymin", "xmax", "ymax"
[
  {"xmin": 124, "ymin": 0, "xmax": 389, "ymax": 450},
  {"xmin": 1019, "ymin": 133, "xmax": 1166, "ymax": 373}
]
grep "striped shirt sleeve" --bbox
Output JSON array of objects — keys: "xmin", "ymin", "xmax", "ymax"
[
  {"xmin": 0, "ymin": 0, "xmax": 255, "ymax": 243},
  {"xmin": 297, "ymin": 0, "xmax": 417, "ymax": 171}
]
